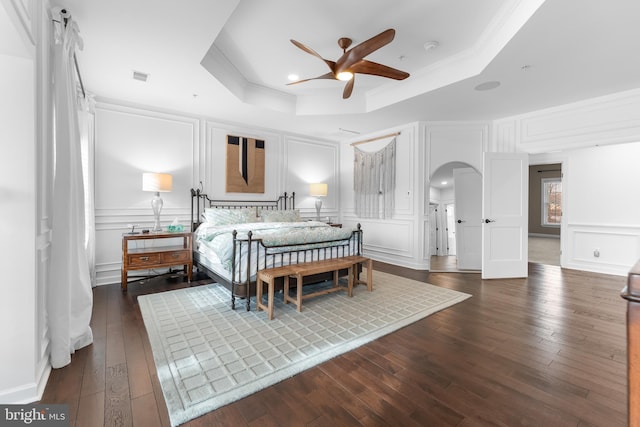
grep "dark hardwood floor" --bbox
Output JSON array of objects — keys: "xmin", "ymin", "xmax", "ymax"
[{"xmin": 40, "ymin": 263, "xmax": 628, "ymax": 426}]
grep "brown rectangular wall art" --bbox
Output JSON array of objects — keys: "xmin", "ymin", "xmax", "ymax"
[{"xmin": 226, "ymin": 135, "xmax": 265, "ymax": 193}]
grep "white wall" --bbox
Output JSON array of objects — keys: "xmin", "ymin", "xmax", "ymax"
[
  {"xmin": 94, "ymin": 104, "xmax": 199, "ymax": 285},
  {"xmin": 94, "ymin": 102, "xmax": 339, "ymax": 285},
  {"xmin": 283, "ymin": 136, "xmax": 339, "ymax": 220},
  {"xmin": 0, "ymin": 51, "xmax": 38, "ymax": 404},
  {"xmin": 340, "ymin": 124, "xmax": 426, "ymax": 269},
  {"xmin": 0, "ymin": 0, "xmax": 52, "ymax": 404},
  {"xmin": 337, "ymin": 122, "xmax": 488, "ymax": 269},
  {"xmin": 496, "ymin": 88, "xmax": 640, "ymax": 275},
  {"xmin": 426, "ymin": 123, "xmax": 488, "ymax": 265},
  {"xmin": 565, "ymin": 142, "xmax": 640, "ymax": 274},
  {"xmin": 341, "ymin": 90, "xmax": 640, "ymax": 277}
]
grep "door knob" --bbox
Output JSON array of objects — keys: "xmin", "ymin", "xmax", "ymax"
[
  {"xmin": 484, "ymin": 219, "xmax": 495, "ymax": 223},
  {"xmin": 457, "ymin": 219, "xmax": 465, "ymax": 223}
]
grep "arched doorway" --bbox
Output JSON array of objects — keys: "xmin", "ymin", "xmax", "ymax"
[{"xmin": 428, "ymin": 162, "xmax": 481, "ymax": 272}]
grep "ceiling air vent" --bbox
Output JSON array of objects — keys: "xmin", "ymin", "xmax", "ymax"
[{"xmin": 133, "ymin": 70, "xmax": 149, "ymax": 82}]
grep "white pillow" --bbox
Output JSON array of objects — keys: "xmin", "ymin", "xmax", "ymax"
[
  {"xmin": 203, "ymin": 207, "xmax": 257, "ymax": 225},
  {"xmin": 260, "ymin": 209, "xmax": 301, "ymax": 223}
]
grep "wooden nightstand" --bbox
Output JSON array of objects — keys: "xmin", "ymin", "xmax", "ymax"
[{"xmin": 121, "ymin": 231, "xmax": 193, "ymax": 292}]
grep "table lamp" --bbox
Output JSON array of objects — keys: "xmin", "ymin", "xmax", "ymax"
[
  {"xmin": 309, "ymin": 183, "xmax": 328, "ymax": 221},
  {"xmin": 143, "ymin": 172, "xmax": 172, "ymax": 231}
]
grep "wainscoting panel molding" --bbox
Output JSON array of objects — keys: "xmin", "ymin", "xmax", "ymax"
[
  {"xmin": 285, "ymin": 137, "xmax": 339, "ymax": 218},
  {"xmin": 427, "ymin": 122, "xmax": 487, "ymax": 174},
  {"xmin": 494, "ymin": 88, "xmax": 640, "ymax": 154},
  {"xmin": 342, "ymin": 217, "xmax": 427, "ymax": 269},
  {"xmin": 492, "ymin": 120, "xmax": 518, "ymax": 153},
  {"xmin": 564, "ymin": 223, "xmax": 640, "ymax": 276},
  {"xmin": 94, "ymin": 103, "xmax": 198, "ymax": 286}
]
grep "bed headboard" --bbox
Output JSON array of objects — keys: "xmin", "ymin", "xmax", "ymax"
[{"xmin": 190, "ymin": 188, "xmax": 296, "ymax": 231}]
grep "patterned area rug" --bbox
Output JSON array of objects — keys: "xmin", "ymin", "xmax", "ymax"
[{"xmin": 139, "ymin": 270, "xmax": 471, "ymax": 426}]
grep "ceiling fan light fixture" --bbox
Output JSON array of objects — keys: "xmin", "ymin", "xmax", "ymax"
[
  {"xmin": 337, "ymin": 71, "xmax": 354, "ymax": 81},
  {"xmin": 289, "ymin": 29, "xmax": 408, "ymax": 98}
]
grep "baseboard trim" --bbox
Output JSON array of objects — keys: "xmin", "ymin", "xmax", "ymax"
[{"xmin": 529, "ymin": 233, "xmax": 560, "ymax": 239}]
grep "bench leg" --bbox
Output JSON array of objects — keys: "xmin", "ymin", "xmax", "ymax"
[
  {"xmin": 352, "ymin": 259, "xmax": 373, "ymax": 292},
  {"xmin": 295, "ymin": 274, "xmax": 303, "ymax": 312},
  {"xmin": 267, "ymin": 278, "xmax": 275, "ymax": 320},
  {"xmin": 284, "ymin": 275, "xmax": 290, "ymax": 304},
  {"xmin": 256, "ymin": 276, "xmax": 263, "ymax": 310},
  {"xmin": 347, "ymin": 265, "xmax": 354, "ymax": 297},
  {"xmin": 256, "ymin": 276, "xmax": 275, "ymax": 320},
  {"xmin": 365, "ymin": 259, "xmax": 373, "ymax": 291}
]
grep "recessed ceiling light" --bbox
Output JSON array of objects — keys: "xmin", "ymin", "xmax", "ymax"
[
  {"xmin": 441, "ymin": 181, "xmax": 448, "ymax": 185},
  {"xmin": 474, "ymin": 81, "xmax": 500, "ymax": 91},
  {"xmin": 287, "ymin": 74, "xmax": 299, "ymax": 81}
]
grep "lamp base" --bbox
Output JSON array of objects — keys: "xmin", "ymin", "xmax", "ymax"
[
  {"xmin": 151, "ymin": 192, "xmax": 163, "ymax": 232},
  {"xmin": 315, "ymin": 198, "xmax": 322, "ymax": 221}
]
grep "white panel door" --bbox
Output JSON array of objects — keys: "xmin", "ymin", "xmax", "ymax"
[
  {"xmin": 454, "ymin": 168, "xmax": 482, "ymax": 270},
  {"xmin": 482, "ymin": 152, "xmax": 529, "ymax": 279},
  {"xmin": 429, "ymin": 204, "xmax": 437, "ymax": 255}
]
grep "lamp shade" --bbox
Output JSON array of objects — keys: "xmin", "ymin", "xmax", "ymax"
[
  {"xmin": 142, "ymin": 173, "xmax": 172, "ymax": 192},
  {"xmin": 309, "ymin": 183, "xmax": 327, "ymax": 197}
]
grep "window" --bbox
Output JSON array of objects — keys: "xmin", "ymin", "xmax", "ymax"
[{"xmin": 541, "ymin": 178, "xmax": 562, "ymax": 226}]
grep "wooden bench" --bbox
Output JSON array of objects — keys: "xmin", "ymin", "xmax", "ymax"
[
  {"xmin": 341, "ymin": 255, "xmax": 373, "ymax": 292},
  {"xmin": 284, "ymin": 258, "xmax": 356, "ymax": 313},
  {"xmin": 255, "ymin": 265, "xmax": 298, "ymax": 320},
  {"xmin": 255, "ymin": 256, "xmax": 372, "ymax": 320}
]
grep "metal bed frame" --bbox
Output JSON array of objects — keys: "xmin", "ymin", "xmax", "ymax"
[{"xmin": 190, "ymin": 188, "xmax": 363, "ymax": 310}]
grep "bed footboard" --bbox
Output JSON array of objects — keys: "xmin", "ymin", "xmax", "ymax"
[{"xmin": 230, "ymin": 224, "xmax": 363, "ymax": 311}]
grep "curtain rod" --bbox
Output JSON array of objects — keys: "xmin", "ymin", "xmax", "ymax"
[
  {"xmin": 52, "ymin": 12, "xmax": 86, "ymax": 99},
  {"xmin": 350, "ymin": 131, "xmax": 401, "ymax": 146}
]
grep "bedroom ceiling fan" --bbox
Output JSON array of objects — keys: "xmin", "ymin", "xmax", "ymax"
[{"xmin": 287, "ymin": 28, "xmax": 410, "ymax": 99}]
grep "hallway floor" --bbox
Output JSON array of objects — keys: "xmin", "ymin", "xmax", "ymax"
[{"xmin": 528, "ymin": 235, "xmax": 560, "ymax": 266}]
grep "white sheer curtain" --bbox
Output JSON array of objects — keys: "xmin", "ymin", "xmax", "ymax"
[
  {"xmin": 49, "ymin": 12, "xmax": 93, "ymax": 369},
  {"xmin": 79, "ymin": 95, "xmax": 96, "ymax": 286}
]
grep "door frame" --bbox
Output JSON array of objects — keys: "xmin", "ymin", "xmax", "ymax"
[
  {"xmin": 529, "ymin": 156, "xmax": 568, "ymax": 267},
  {"xmin": 427, "ymin": 161, "xmax": 481, "ymax": 271}
]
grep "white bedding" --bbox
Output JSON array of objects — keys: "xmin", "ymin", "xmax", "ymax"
[{"xmin": 194, "ymin": 220, "xmax": 358, "ymax": 283}]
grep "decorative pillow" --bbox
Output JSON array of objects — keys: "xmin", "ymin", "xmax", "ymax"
[
  {"xmin": 260, "ymin": 209, "xmax": 301, "ymax": 223},
  {"xmin": 203, "ymin": 207, "xmax": 257, "ymax": 225}
]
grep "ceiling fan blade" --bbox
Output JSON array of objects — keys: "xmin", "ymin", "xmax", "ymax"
[
  {"xmin": 290, "ymin": 39, "xmax": 336, "ymax": 72},
  {"xmin": 286, "ymin": 72, "xmax": 336, "ymax": 85},
  {"xmin": 336, "ymin": 29, "xmax": 395, "ymax": 74},
  {"xmin": 350, "ymin": 60, "xmax": 410, "ymax": 80},
  {"xmin": 343, "ymin": 76, "xmax": 355, "ymax": 99}
]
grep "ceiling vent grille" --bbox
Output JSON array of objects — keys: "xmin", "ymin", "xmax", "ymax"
[{"xmin": 133, "ymin": 70, "xmax": 149, "ymax": 82}]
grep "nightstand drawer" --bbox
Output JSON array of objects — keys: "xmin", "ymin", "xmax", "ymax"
[
  {"xmin": 128, "ymin": 253, "xmax": 161, "ymax": 267},
  {"xmin": 122, "ymin": 231, "xmax": 193, "ymax": 292},
  {"xmin": 161, "ymin": 250, "xmax": 190, "ymax": 263}
]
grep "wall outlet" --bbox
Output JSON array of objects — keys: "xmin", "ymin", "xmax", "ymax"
[{"xmin": 593, "ymin": 248, "xmax": 600, "ymax": 258}]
